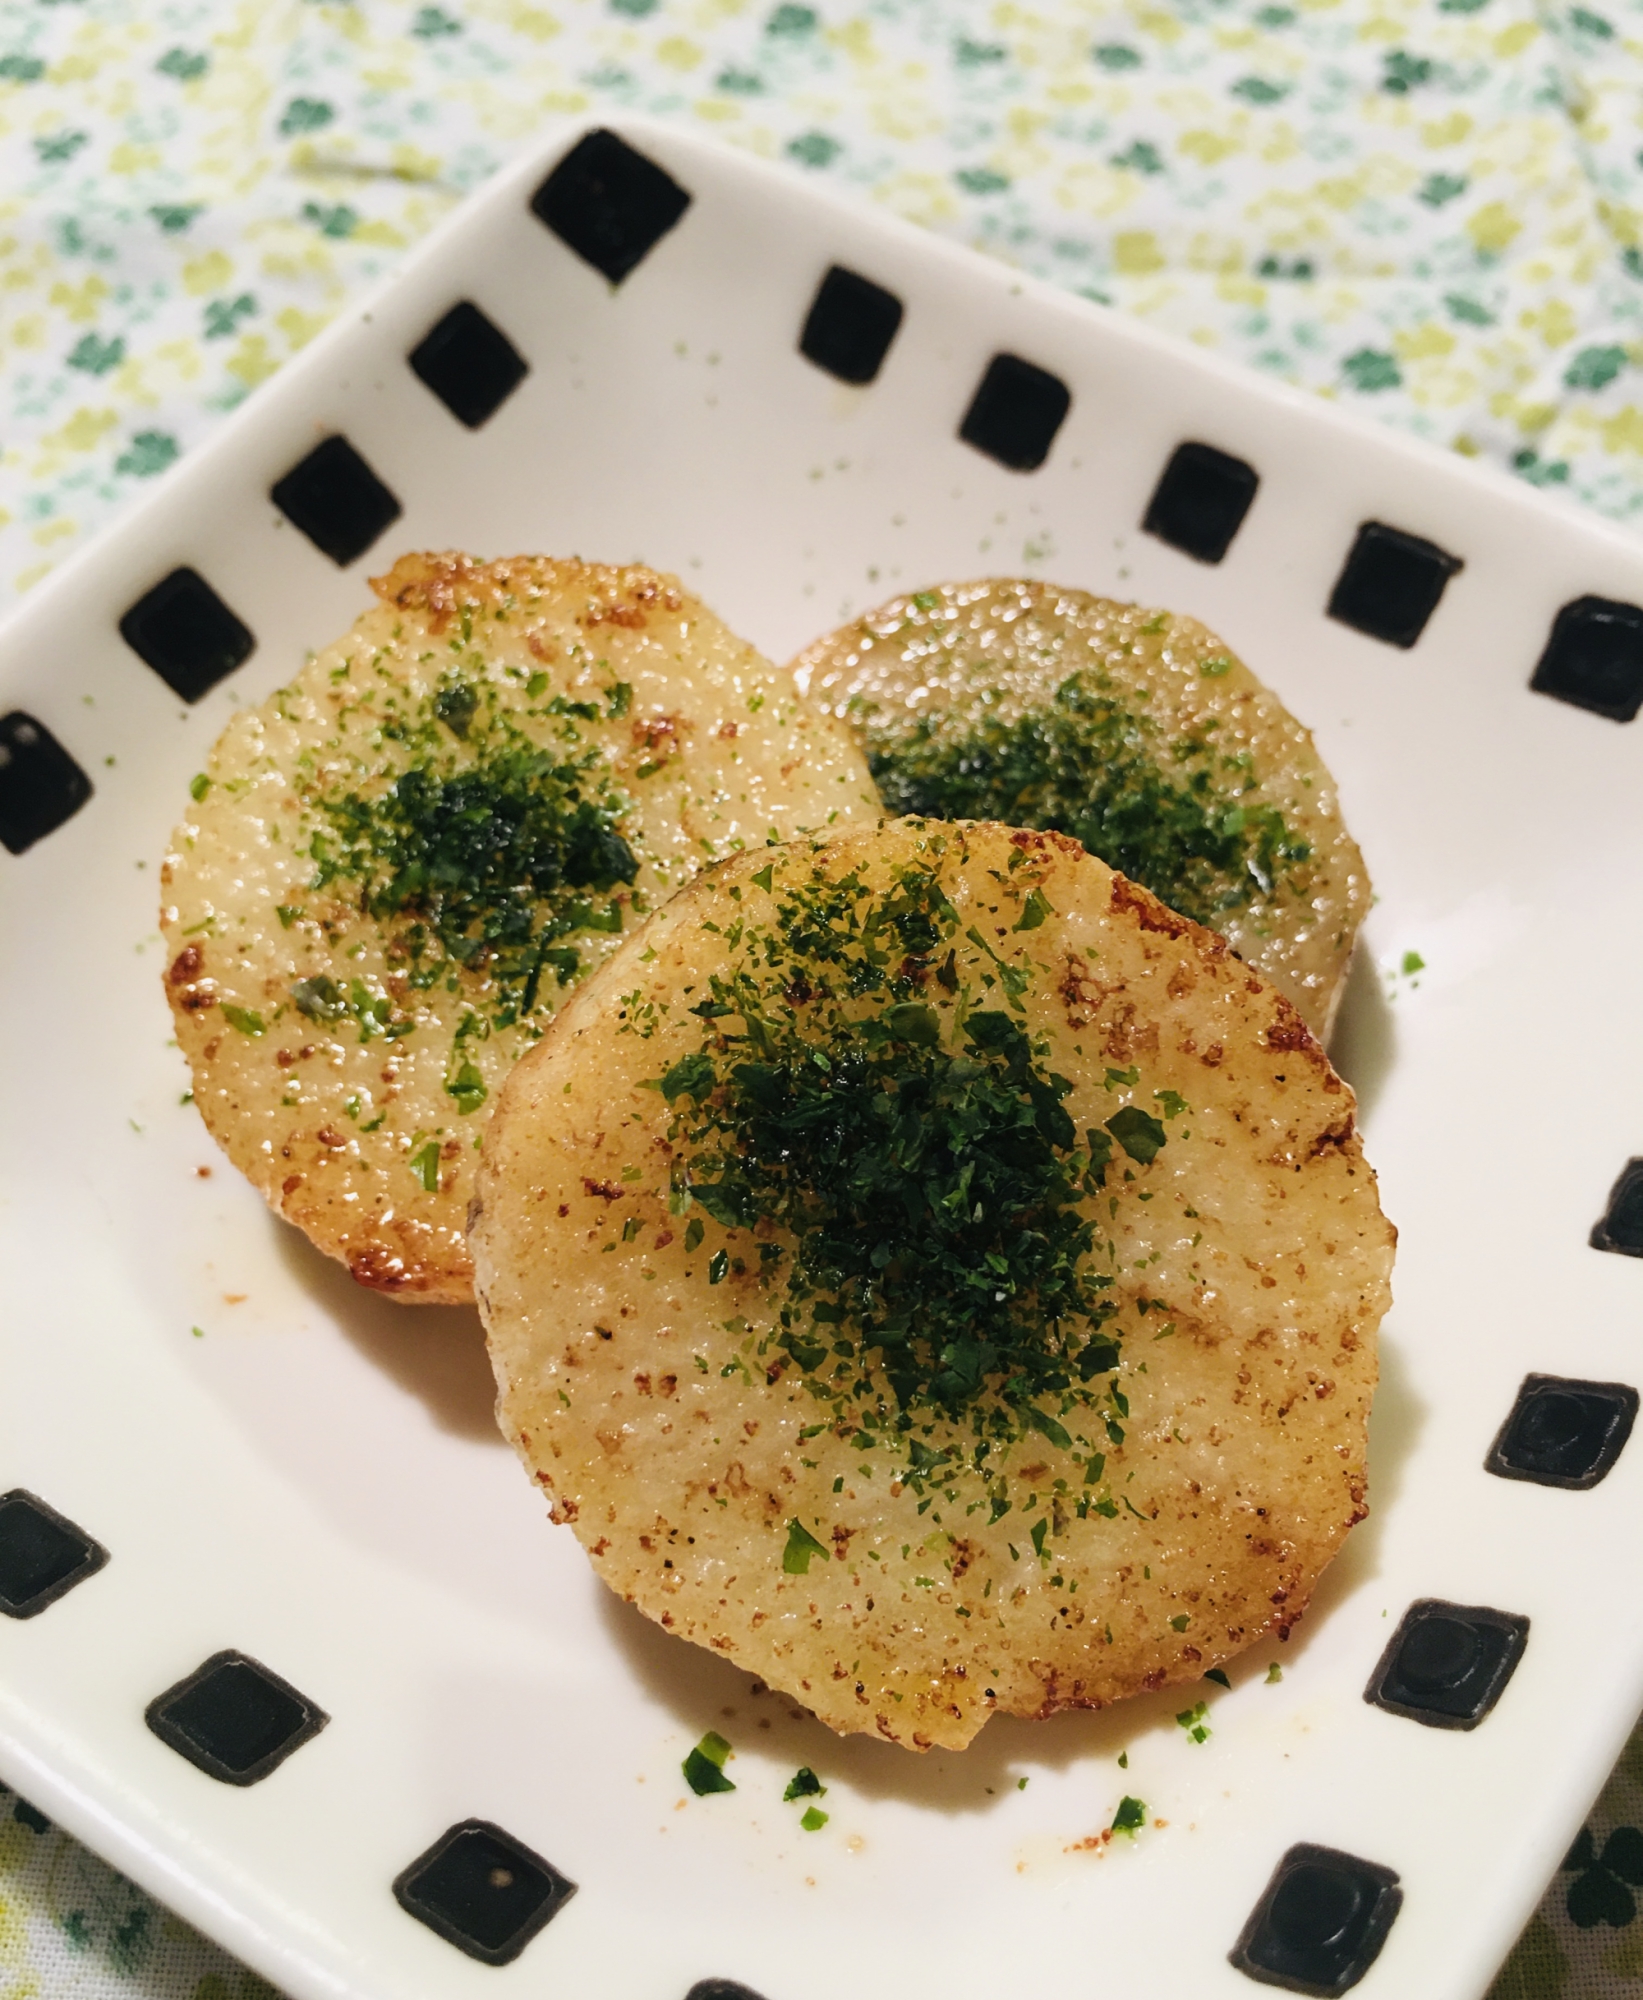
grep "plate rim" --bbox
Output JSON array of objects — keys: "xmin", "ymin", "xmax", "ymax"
[{"xmin": 2, "ymin": 105, "xmax": 1641, "ymax": 2000}]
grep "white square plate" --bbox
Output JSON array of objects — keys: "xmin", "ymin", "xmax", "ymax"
[{"xmin": 4, "ymin": 113, "xmax": 1643, "ymax": 2000}]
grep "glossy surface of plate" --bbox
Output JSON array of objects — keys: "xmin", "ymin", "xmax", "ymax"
[{"xmin": 3, "ymin": 113, "xmax": 1643, "ymax": 2000}]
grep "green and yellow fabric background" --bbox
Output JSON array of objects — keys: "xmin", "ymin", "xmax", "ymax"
[{"xmin": 3, "ymin": 0, "xmax": 1643, "ymax": 1994}]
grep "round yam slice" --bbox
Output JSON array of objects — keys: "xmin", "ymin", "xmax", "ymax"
[
  {"xmin": 161, "ymin": 552, "xmax": 878, "ymax": 1303},
  {"xmin": 472, "ymin": 818, "xmax": 1394, "ymax": 1750},
  {"xmin": 792, "ymin": 579, "xmax": 1369, "ymax": 1039}
]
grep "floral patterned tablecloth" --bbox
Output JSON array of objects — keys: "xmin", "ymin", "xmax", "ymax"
[{"xmin": 3, "ymin": 0, "xmax": 1643, "ymax": 1995}]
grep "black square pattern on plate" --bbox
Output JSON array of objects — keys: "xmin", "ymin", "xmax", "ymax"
[
  {"xmin": 1143, "ymin": 441, "xmax": 1260, "ymax": 564},
  {"xmin": 395, "ymin": 1819, "xmax": 576, "ymax": 1965},
  {"xmin": 271, "ymin": 435, "xmax": 402, "ymax": 567},
  {"xmin": 686, "ymin": 1986, "xmax": 768, "ymax": 2000},
  {"xmin": 0, "ymin": 713, "xmax": 93, "ymax": 856},
  {"xmin": 1486, "ymin": 1373, "xmax": 1638, "ymax": 1490},
  {"xmin": 1364, "ymin": 1598, "xmax": 1529, "ymax": 1730},
  {"xmin": 1326, "ymin": 521, "xmax": 1462, "ymax": 648},
  {"xmin": 409, "ymin": 301, "xmax": 528, "ymax": 429},
  {"xmin": 530, "ymin": 127, "xmax": 691, "ymax": 285},
  {"xmin": 1592, "ymin": 1157, "xmax": 1643, "ymax": 1257},
  {"xmin": 1531, "ymin": 596, "xmax": 1643, "ymax": 722},
  {"xmin": 146, "ymin": 1650, "xmax": 327, "ymax": 1786},
  {"xmin": 0, "ymin": 1489, "xmax": 107, "ymax": 1618},
  {"xmin": 1231, "ymin": 1844, "xmax": 1402, "ymax": 1997},
  {"xmin": 118, "ymin": 567, "xmax": 255, "ymax": 703},
  {"xmin": 959, "ymin": 353, "xmax": 1071, "ymax": 472},
  {"xmin": 799, "ymin": 265, "xmax": 904, "ymax": 385}
]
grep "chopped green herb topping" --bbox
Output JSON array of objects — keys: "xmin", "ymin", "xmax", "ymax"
[
  {"xmin": 800, "ymin": 1806, "xmax": 829, "ymax": 1831},
  {"xmin": 220, "ymin": 1005, "xmax": 265, "ymax": 1037},
  {"xmin": 1014, "ymin": 885, "xmax": 1053, "ymax": 931},
  {"xmin": 290, "ymin": 973, "xmax": 413, "ymax": 1045},
  {"xmin": 292, "ymin": 975, "xmax": 348, "ymax": 1021},
  {"xmin": 444, "ymin": 1062, "xmax": 487, "ymax": 1114},
  {"xmin": 868, "ymin": 671, "xmax": 1310, "ymax": 928},
  {"xmin": 650, "ymin": 850, "xmax": 1126, "ymax": 1506},
  {"xmin": 305, "ymin": 670, "xmax": 636, "ymax": 1028},
  {"xmin": 1203, "ymin": 1667, "xmax": 1231, "ymax": 1689},
  {"xmin": 409, "ymin": 1141, "xmax": 441, "ymax": 1192},
  {"xmin": 783, "ymin": 1767, "xmax": 826, "ymax": 1802},
  {"xmin": 783, "ymin": 1518, "xmax": 830, "ymax": 1574},
  {"xmin": 1175, "ymin": 1699, "xmax": 1211, "ymax": 1744},
  {"xmin": 189, "ymin": 772, "xmax": 212, "ymax": 802},
  {"xmin": 433, "ymin": 678, "xmax": 478, "ymax": 738},
  {"xmin": 683, "ymin": 1731, "xmax": 736, "ymax": 1796},
  {"xmin": 1107, "ymin": 1106, "xmax": 1167, "ymax": 1165},
  {"xmin": 1265, "ymin": 1662, "xmax": 1283, "ymax": 1684},
  {"xmin": 1111, "ymin": 1795, "xmax": 1147, "ymax": 1836}
]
